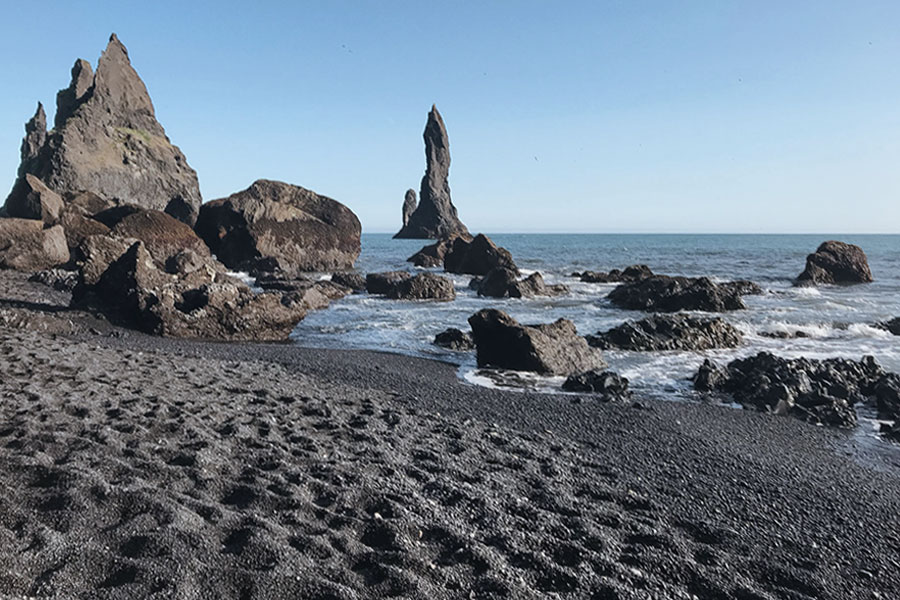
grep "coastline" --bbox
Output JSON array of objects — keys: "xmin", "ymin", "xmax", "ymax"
[{"xmin": 1, "ymin": 272, "xmax": 899, "ymax": 598}]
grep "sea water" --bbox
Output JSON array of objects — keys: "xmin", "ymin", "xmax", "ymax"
[{"xmin": 291, "ymin": 234, "xmax": 900, "ymax": 400}]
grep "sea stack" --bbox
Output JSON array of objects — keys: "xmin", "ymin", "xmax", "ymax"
[
  {"xmin": 402, "ymin": 189, "xmax": 417, "ymax": 227},
  {"xmin": 394, "ymin": 105, "xmax": 470, "ymax": 239},
  {"xmin": 2, "ymin": 34, "xmax": 203, "ymax": 225}
]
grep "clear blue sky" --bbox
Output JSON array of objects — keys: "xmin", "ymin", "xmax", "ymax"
[{"xmin": 2, "ymin": 1, "xmax": 899, "ymax": 233}]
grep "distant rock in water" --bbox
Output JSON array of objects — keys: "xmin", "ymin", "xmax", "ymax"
[
  {"xmin": 473, "ymin": 267, "xmax": 568, "ymax": 299},
  {"xmin": 407, "ymin": 234, "xmax": 470, "ymax": 268},
  {"xmin": 385, "ymin": 272, "xmax": 455, "ymax": 302},
  {"xmin": 608, "ymin": 275, "xmax": 761, "ymax": 313},
  {"xmin": 194, "ymin": 179, "xmax": 361, "ymax": 275},
  {"xmin": 444, "ymin": 234, "xmax": 518, "ymax": 276},
  {"xmin": 795, "ymin": 241, "xmax": 873, "ymax": 286},
  {"xmin": 878, "ymin": 317, "xmax": 900, "ymax": 336},
  {"xmin": 365, "ymin": 271, "xmax": 412, "ymax": 295},
  {"xmin": 394, "ymin": 105, "xmax": 469, "ymax": 239},
  {"xmin": 2, "ymin": 34, "xmax": 203, "ymax": 225},
  {"xmin": 573, "ymin": 265, "xmax": 653, "ymax": 284},
  {"xmin": 402, "ymin": 189, "xmax": 417, "ymax": 228},
  {"xmin": 467, "ymin": 309, "xmax": 606, "ymax": 376},
  {"xmin": 587, "ymin": 314, "xmax": 743, "ymax": 351}
]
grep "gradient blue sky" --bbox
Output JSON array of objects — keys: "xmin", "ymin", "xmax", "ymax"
[{"xmin": 2, "ymin": 1, "xmax": 899, "ymax": 233}]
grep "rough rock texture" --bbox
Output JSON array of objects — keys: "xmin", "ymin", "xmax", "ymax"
[
  {"xmin": 58, "ymin": 205, "xmax": 111, "ymax": 252},
  {"xmin": 365, "ymin": 271, "xmax": 412, "ymax": 295},
  {"xmin": 0, "ymin": 220, "xmax": 69, "ymax": 270},
  {"xmin": 692, "ymin": 352, "xmax": 900, "ymax": 428},
  {"xmin": 573, "ymin": 264, "xmax": 653, "ymax": 284},
  {"xmin": 562, "ymin": 370, "xmax": 631, "ymax": 400},
  {"xmin": 4, "ymin": 174, "xmax": 64, "ymax": 223},
  {"xmin": 878, "ymin": 317, "xmax": 900, "ymax": 336},
  {"xmin": 394, "ymin": 105, "xmax": 469, "ymax": 239},
  {"xmin": 434, "ymin": 327, "xmax": 474, "ymax": 351},
  {"xmin": 795, "ymin": 241, "xmax": 873, "ymax": 286},
  {"xmin": 407, "ymin": 235, "xmax": 470, "ymax": 268},
  {"xmin": 608, "ymin": 276, "xmax": 761, "ymax": 312},
  {"xmin": 587, "ymin": 314, "xmax": 743, "ymax": 351},
  {"xmin": 71, "ymin": 239, "xmax": 310, "ymax": 340},
  {"xmin": 467, "ymin": 309, "xmax": 607, "ymax": 375},
  {"xmin": 109, "ymin": 208, "xmax": 210, "ymax": 268},
  {"xmin": 28, "ymin": 268, "xmax": 79, "ymax": 293},
  {"xmin": 195, "ymin": 179, "xmax": 361, "ymax": 275},
  {"xmin": 475, "ymin": 268, "xmax": 568, "ymax": 298},
  {"xmin": 330, "ymin": 271, "xmax": 366, "ymax": 293},
  {"xmin": 401, "ymin": 188, "xmax": 417, "ymax": 228},
  {"xmin": 443, "ymin": 234, "xmax": 518, "ymax": 276},
  {"xmin": 3, "ymin": 35, "xmax": 203, "ymax": 225},
  {"xmin": 385, "ymin": 273, "xmax": 455, "ymax": 302}
]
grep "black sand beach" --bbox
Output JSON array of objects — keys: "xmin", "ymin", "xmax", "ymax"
[{"xmin": 0, "ymin": 272, "xmax": 899, "ymax": 599}]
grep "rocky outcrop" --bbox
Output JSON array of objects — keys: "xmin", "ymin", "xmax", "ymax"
[
  {"xmin": 608, "ymin": 276, "xmax": 761, "ymax": 313},
  {"xmin": 3, "ymin": 35, "xmax": 203, "ymax": 225},
  {"xmin": 402, "ymin": 189, "xmax": 417, "ymax": 228},
  {"xmin": 71, "ymin": 237, "xmax": 310, "ymax": 341},
  {"xmin": 4, "ymin": 174, "xmax": 63, "ymax": 223},
  {"xmin": 0, "ymin": 220, "xmax": 69, "ymax": 271},
  {"xmin": 573, "ymin": 265, "xmax": 653, "ymax": 284},
  {"xmin": 330, "ymin": 271, "xmax": 366, "ymax": 293},
  {"xmin": 434, "ymin": 327, "xmax": 474, "ymax": 351},
  {"xmin": 385, "ymin": 273, "xmax": 455, "ymax": 301},
  {"xmin": 444, "ymin": 234, "xmax": 518, "ymax": 276},
  {"xmin": 108, "ymin": 208, "xmax": 210, "ymax": 267},
  {"xmin": 394, "ymin": 105, "xmax": 469, "ymax": 239},
  {"xmin": 365, "ymin": 271, "xmax": 412, "ymax": 295},
  {"xmin": 407, "ymin": 235, "xmax": 469, "ymax": 268},
  {"xmin": 473, "ymin": 268, "xmax": 568, "ymax": 298},
  {"xmin": 587, "ymin": 314, "xmax": 743, "ymax": 351},
  {"xmin": 562, "ymin": 370, "xmax": 631, "ymax": 400},
  {"xmin": 467, "ymin": 309, "xmax": 606, "ymax": 375},
  {"xmin": 692, "ymin": 352, "xmax": 899, "ymax": 428},
  {"xmin": 195, "ymin": 179, "xmax": 361, "ymax": 275},
  {"xmin": 795, "ymin": 241, "xmax": 873, "ymax": 286}
]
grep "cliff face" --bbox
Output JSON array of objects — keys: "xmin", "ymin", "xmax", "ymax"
[
  {"xmin": 3, "ymin": 34, "xmax": 202, "ymax": 225},
  {"xmin": 394, "ymin": 105, "xmax": 469, "ymax": 239}
]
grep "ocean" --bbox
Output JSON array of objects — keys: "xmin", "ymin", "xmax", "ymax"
[{"xmin": 291, "ymin": 233, "xmax": 900, "ymax": 401}]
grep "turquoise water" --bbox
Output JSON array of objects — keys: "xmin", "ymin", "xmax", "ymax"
[{"xmin": 292, "ymin": 234, "xmax": 900, "ymax": 397}]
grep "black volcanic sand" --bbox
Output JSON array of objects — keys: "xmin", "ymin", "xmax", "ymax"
[{"xmin": 0, "ymin": 272, "xmax": 899, "ymax": 599}]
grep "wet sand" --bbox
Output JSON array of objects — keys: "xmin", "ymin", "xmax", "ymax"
[{"xmin": 0, "ymin": 271, "xmax": 898, "ymax": 599}]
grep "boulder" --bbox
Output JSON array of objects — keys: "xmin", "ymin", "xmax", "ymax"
[
  {"xmin": 0, "ymin": 220, "xmax": 69, "ymax": 270},
  {"xmin": 394, "ymin": 105, "xmax": 469, "ymax": 239},
  {"xmin": 407, "ymin": 235, "xmax": 468, "ymax": 268},
  {"xmin": 691, "ymin": 352, "xmax": 898, "ymax": 428},
  {"xmin": 402, "ymin": 189, "xmax": 417, "ymax": 228},
  {"xmin": 587, "ymin": 314, "xmax": 743, "ymax": 351},
  {"xmin": 109, "ymin": 208, "xmax": 210, "ymax": 268},
  {"xmin": 607, "ymin": 275, "xmax": 760, "ymax": 312},
  {"xmin": 879, "ymin": 317, "xmax": 900, "ymax": 336},
  {"xmin": 2, "ymin": 35, "xmax": 203, "ymax": 225},
  {"xmin": 795, "ymin": 241, "xmax": 873, "ymax": 286},
  {"xmin": 444, "ymin": 234, "xmax": 519, "ymax": 276},
  {"xmin": 562, "ymin": 370, "xmax": 631, "ymax": 400},
  {"xmin": 4, "ymin": 174, "xmax": 64, "ymax": 223},
  {"xmin": 75, "ymin": 234, "xmax": 137, "ymax": 288},
  {"xmin": 59, "ymin": 207, "xmax": 111, "ymax": 252},
  {"xmin": 467, "ymin": 309, "xmax": 607, "ymax": 375},
  {"xmin": 365, "ymin": 271, "xmax": 412, "ymax": 295},
  {"xmin": 385, "ymin": 272, "xmax": 455, "ymax": 301},
  {"xmin": 574, "ymin": 264, "xmax": 653, "ymax": 284},
  {"xmin": 475, "ymin": 268, "xmax": 568, "ymax": 298},
  {"xmin": 195, "ymin": 179, "xmax": 361, "ymax": 275},
  {"xmin": 434, "ymin": 327, "xmax": 474, "ymax": 351},
  {"xmin": 330, "ymin": 271, "xmax": 366, "ymax": 293}
]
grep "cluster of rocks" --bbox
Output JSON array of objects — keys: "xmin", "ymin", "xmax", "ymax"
[
  {"xmin": 471, "ymin": 268, "xmax": 568, "ymax": 299},
  {"xmin": 693, "ymin": 352, "xmax": 900, "ymax": 429},
  {"xmin": 587, "ymin": 314, "xmax": 743, "ymax": 351},
  {"xmin": 365, "ymin": 271, "xmax": 455, "ymax": 301},
  {"xmin": 608, "ymin": 275, "xmax": 762, "ymax": 312},
  {"xmin": 572, "ymin": 264, "xmax": 653, "ymax": 283}
]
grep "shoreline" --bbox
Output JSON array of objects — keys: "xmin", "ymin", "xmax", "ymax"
[{"xmin": 1, "ymin": 272, "xmax": 899, "ymax": 598}]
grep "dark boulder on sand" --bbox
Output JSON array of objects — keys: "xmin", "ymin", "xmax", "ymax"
[
  {"xmin": 795, "ymin": 240, "xmax": 873, "ymax": 286},
  {"xmin": 608, "ymin": 275, "xmax": 761, "ymax": 312},
  {"xmin": 587, "ymin": 314, "xmax": 743, "ymax": 351},
  {"xmin": 2, "ymin": 35, "xmax": 203, "ymax": 225},
  {"xmin": 195, "ymin": 179, "xmax": 361, "ymax": 275},
  {"xmin": 394, "ymin": 105, "xmax": 469, "ymax": 239},
  {"xmin": 574, "ymin": 264, "xmax": 653, "ymax": 284},
  {"xmin": 434, "ymin": 327, "xmax": 474, "ymax": 351},
  {"xmin": 0, "ymin": 220, "xmax": 69, "ymax": 271},
  {"xmin": 385, "ymin": 272, "xmax": 455, "ymax": 301},
  {"xmin": 692, "ymin": 352, "xmax": 900, "ymax": 428},
  {"xmin": 468, "ymin": 308, "xmax": 606, "ymax": 375},
  {"xmin": 562, "ymin": 369, "xmax": 631, "ymax": 400},
  {"xmin": 444, "ymin": 234, "xmax": 518, "ymax": 276},
  {"xmin": 474, "ymin": 267, "xmax": 568, "ymax": 298}
]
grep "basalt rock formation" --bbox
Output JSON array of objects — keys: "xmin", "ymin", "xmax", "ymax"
[
  {"xmin": 443, "ymin": 234, "xmax": 518, "ymax": 276},
  {"xmin": 402, "ymin": 189, "xmax": 417, "ymax": 228},
  {"xmin": 795, "ymin": 241, "xmax": 873, "ymax": 286},
  {"xmin": 394, "ymin": 106, "xmax": 469, "ymax": 239},
  {"xmin": 3, "ymin": 34, "xmax": 203, "ymax": 225},
  {"xmin": 473, "ymin": 268, "xmax": 568, "ymax": 299},
  {"xmin": 587, "ymin": 314, "xmax": 743, "ymax": 352},
  {"xmin": 608, "ymin": 276, "xmax": 762, "ymax": 313},
  {"xmin": 195, "ymin": 179, "xmax": 361, "ymax": 276}
]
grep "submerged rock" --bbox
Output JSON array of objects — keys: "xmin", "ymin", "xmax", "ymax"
[
  {"xmin": 608, "ymin": 276, "xmax": 761, "ymax": 313},
  {"xmin": 692, "ymin": 352, "xmax": 899, "ymax": 428},
  {"xmin": 0, "ymin": 220, "xmax": 69, "ymax": 271},
  {"xmin": 434, "ymin": 327, "xmax": 474, "ymax": 351},
  {"xmin": 444, "ymin": 234, "xmax": 518, "ymax": 276},
  {"xmin": 562, "ymin": 370, "xmax": 631, "ymax": 400},
  {"xmin": 467, "ymin": 309, "xmax": 606, "ymax": 375},
  {"xmin": 795, "ymin": 241, "xmax": 873, "ymax": 286},
  {"xmin": 394, "ymin": 105, "xmax": 469, "ymax": 239},
  {"xmin": 574, "ymin": 264, "xmax": 653, "ymax": 284},
  {"xmin": 385, "ymin": 272, "xmax": 456, "ymax": 301},
  {"xmin": 195, "ymin": 179, "xmax": 361, "ymax": 275},
  {"xmin": 475, "ymin": 268, "xmax": 568, "ymax": 298},
  {"xmin": 3, "ymin": 34, "xmax": 203, "ymax": 225},
  {"xmin": 587, "ymin": 314, "xmax": 743, "ymax": 351}
]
